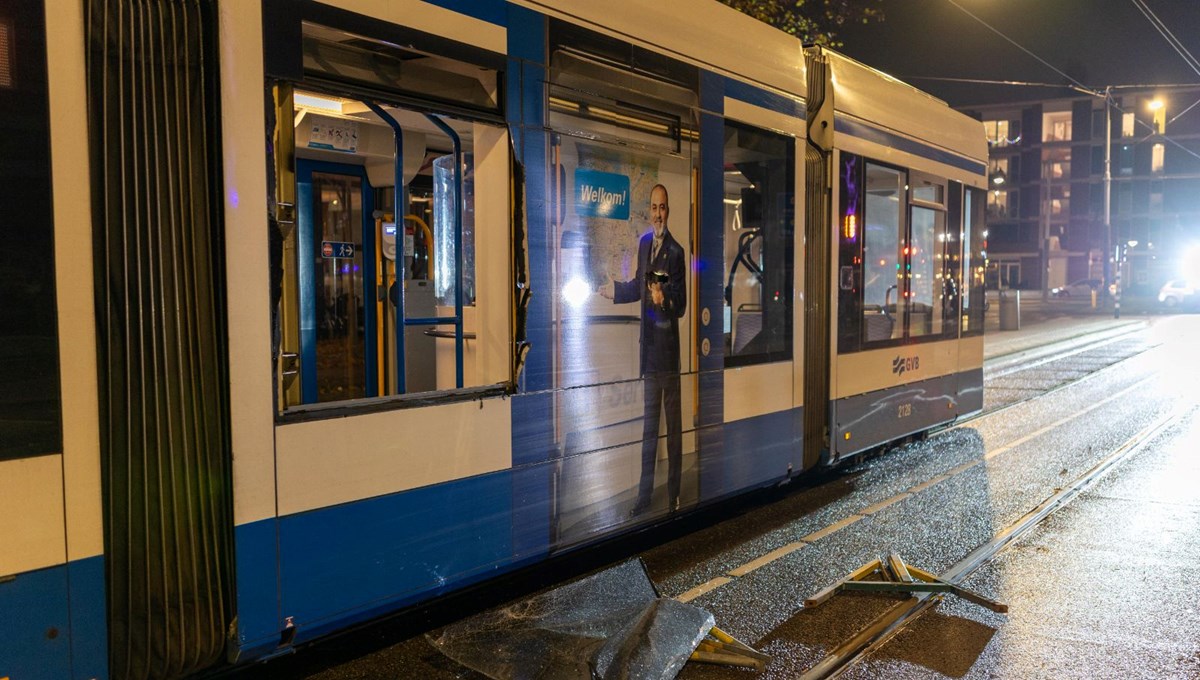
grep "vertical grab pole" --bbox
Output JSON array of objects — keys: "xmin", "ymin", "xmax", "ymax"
[
  {"xmin": 425, "ymin": 114, "xmax": 465, "ymax": 389},
  {"xmin": 364, "ymin": 101, "xmax": 407, "ymax": 393}
]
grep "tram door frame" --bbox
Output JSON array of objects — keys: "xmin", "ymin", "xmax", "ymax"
[{"xmin": 296, "ymin": 159, "xmax": 379, "ymax": 404}]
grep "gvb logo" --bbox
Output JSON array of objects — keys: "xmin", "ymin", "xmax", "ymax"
[{"xmin": 892, "ymin": 355, "xmax": 920, "ymax": 376}]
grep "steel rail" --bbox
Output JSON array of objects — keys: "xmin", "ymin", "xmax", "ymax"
[
  {"xmin": 984, "ymin": 323, "xmax": 1146, "ymax": 380},
  {"xmin": 799, "ymin": 407, "xmax": 1185, "ymax": 680},
  {"xmin": 946, "ymin": 326, "xmax": 1157, "ymax": 431}
]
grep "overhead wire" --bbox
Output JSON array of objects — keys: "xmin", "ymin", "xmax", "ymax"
[
  {"xmin": 940, "ymin": 0, "xmax": 1095, "ymax": 94},
  {"xmin": 937, "ymin": 0, "xmax": 1200, "ymax": 161},
  {"xmin": 1126, "ymin": 0, "xmax": 1200, "ymax": 125},
  {"xmin": 1128, "ymin": 0, "xmax": 1200, "ymax": 77}
]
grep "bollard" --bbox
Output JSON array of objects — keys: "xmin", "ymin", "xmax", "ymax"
[{"xmin": 999, "ymin": 290, "xmax": 1020, "ymax": 330}]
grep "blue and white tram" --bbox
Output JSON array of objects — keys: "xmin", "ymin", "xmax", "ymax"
[{"xmin": 1, "ymin": 0, "xmax": 987, "ymax": 677}]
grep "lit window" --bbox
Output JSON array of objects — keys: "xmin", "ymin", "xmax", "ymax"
[
  {"xmin": 987, "ymin": 189, "xmax": 1009, "ymax": 218},
  {"xmin": 985, "ymin": 120, "xmax": 1012, "ymax": 147},
  {"xmin": 1122, "ymin": 112, "xmax": 1135, "ymax": 137},
  {"xmin": 1152, "ymin": 143, "xmax": 1165, "ymax": 173},
  {"xmin": 1043, "ymin": 112, "xmax": 1072, "ymax": 142}
]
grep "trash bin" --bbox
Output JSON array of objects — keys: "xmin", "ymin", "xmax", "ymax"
[{"xmin": 999, "ymin": 290, "xmax": 1020, "ymax": 330}]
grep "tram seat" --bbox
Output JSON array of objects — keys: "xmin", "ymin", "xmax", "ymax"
[
  {"xmin": 909, "ymin": 303, "xmax": 933, "ymax": 335},
  {"xmin": 864, "ymin": 307, "xmax": 895, "ymax": 342},
  {"xmin": 733, "ymin": 309, "xmax": 763, "ymax": 355}
]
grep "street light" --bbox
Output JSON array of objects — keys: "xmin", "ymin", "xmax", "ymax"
[{"xmin": 1149, "ymin": 98, "xmax": 1166, "ymax": 135}]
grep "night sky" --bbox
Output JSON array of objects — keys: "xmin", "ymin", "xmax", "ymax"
[{"xmin": 833, "ymin": 0, "xmax": 1200, "ymax": 108}]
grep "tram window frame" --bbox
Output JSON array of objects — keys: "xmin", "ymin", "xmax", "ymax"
[
  {"xmin": 299, "ymin": 22, "xmax": 502, "ymax": 117},
  {"xmin": 837, "ymin": 154, "xmax": 957, "ymax": 352},
  {"xmin": 905, "ymin": 172, "xmax": 952, "ymax": 341},
  {"xmin": 271, "ymin": 37, "xmax": 513, "ymax": 419},
  {"xmin": 722, "ymin": 120, "xmax": 796, "ymax": 368},
  {"xmin": 961, "ymin": 186, "xmax": 987, "ymax": 336},
  {"xmin": 0, "ymin": 0, "xmax": 62, "ymax": 459}
]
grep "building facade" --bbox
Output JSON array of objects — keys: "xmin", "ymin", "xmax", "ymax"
[{"xmin": 962, "ymin": 88, "xmax": 1200, "ymax": 296}]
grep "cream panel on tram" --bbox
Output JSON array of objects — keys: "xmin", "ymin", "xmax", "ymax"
[
  {"xmin": 274, "ymin": 398, "xmax": 513, "ymax": 516},
  {"xmin": 724, "ymin": 363, "xmax": 793, "ymax": 423},
  {"xmin": 467, "ymin": 124, "xmax": 511, "ymax": 387},
  {"xmin": 220, "ymin": 0, "xmax": 278, "ymax": 527},
  {"xmin": 827, "ymin": 51, "xmax": 986, "ymax": 169},
  {"xmin": 516, "ymin": 0, "xmax": 806, "ymax": 103},
  {"xmin": 0, "ymin": 456, "xmax": 66, "ymax": 576},
  {"xmin": 721, "ymin": 97, "xmax": 806, "ymax": 421},
  {"xmin": 46, "ymin": 0, "xmax": 103, "ymax": 562},
  {"xmin": 835, "ymin": 339, "xmax": 963, "ymax": 400},
  {"xmin": 959, "ymin": 335, "xmax": 985, "ymax": 372},
  {"xmin": 836, "ymin": 125, "xmax": 986, "ymax": 191}
]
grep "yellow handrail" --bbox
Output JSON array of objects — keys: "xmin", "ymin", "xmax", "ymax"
[{"xmin": 405, "ymin": 214, "xmax": 434, "ymax": 281}]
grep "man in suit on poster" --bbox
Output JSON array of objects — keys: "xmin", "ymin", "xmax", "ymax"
[{"xmin": 600, "ymin": 184, "xmax": 687, "ymax": 514}]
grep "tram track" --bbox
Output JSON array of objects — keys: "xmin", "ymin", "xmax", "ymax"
[
  {"xmin": 960, "ymin": 323, "xmax": 1156, "ymax": 424},
  {"xmin": 664, "ymin": 324, "xmax": 1167, "ymax": 677},
  {"xmin": 983, "ymin": 322, "xmax": 1146, "ymax": 380},
  {"xmin": 796, "ymin": 405, "xmax": 1186, "ymax": 680}
]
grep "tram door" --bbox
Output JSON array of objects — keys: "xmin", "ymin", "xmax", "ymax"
[{"xmin": 296, "ymin": 160, "xmax": 378, "ymax": 404}]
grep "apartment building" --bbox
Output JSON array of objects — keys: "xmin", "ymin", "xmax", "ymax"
[{"xmin": 961, "ymin": 87, "xmax": 1200, "ymax": 295}]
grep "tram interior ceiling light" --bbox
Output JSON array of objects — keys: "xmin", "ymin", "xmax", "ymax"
[{"xmin": 295, "ymin": 92, "xmax": 347, "ymax": 114}]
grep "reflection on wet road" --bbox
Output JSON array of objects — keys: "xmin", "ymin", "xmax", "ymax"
[
  {"xmin": 243, "ymin": 317, "xmax": 1200, "ymax": 679},
  {"xmin": 650, "ymin": 316, "xmax": 1200, "ymax": 678}
]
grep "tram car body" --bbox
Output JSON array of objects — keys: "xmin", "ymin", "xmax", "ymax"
[{"xmin": 1, "ymin": 0, "xmax": 987, "ymax": 677}]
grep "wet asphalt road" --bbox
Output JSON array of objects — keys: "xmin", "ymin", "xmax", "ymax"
[{"xmin": 232, "ymin": 313, "xmax": 1200, "ymax": 679}]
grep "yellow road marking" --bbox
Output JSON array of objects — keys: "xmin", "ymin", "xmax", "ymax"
[
  {"xmin": 907, "ymin": 474, "xmax": 949, "ymax": 494},
  {"xmin": 801, "ymin": 515, "xmax": 863, "ymax": 543},
  {"xmin": 676, "ymin": 577, "xmax": 733, "ymax": 603},
  {"xmin": 727, "ymin": 542, "xmax": 806, "ymax": 577},
  {"xmin": 946, "ymin": 461, "xmax": 982, "ymax": 476},
  {"xmin": 675, "ymin": 374, "xmax": 1159, "ymax": 605},
  {"xmin": 985, "ymin": 376, "xmax": 1153, "ymax": 461},
  {"xmin": 859, "ymin": 492, "xmax": 911, "ymax": 516}
]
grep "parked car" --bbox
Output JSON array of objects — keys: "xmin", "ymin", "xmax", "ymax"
[
  {"xmin": 1158, "ymin": 280, "xmax": 1197, "ymax": 308},
  {"xmin": 1050, "ymin": 278, "xmax": 1102, "ymax": 298}
]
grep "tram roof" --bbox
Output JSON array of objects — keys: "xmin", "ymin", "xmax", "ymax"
[{"xmin": 517, "ymin": 0, "xmax": 985, "ymax": 167}]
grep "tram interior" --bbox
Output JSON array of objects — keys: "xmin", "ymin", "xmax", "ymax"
[{"xmin": 276, "ymin": 22, "xmax": 511, "ymax": 410}]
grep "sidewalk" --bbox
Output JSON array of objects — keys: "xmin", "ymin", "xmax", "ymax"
[{"xmin": 982, "ymin": 292, "xmax": 1152, "ymax": 361}]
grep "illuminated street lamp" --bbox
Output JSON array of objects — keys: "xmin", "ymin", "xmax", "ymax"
[{"xmin": 1148, "ymin": 98, "xmax": 1166, "ymax": 135}]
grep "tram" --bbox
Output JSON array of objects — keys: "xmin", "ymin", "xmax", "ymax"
[{"xmin": 1, "ymin": 0, "xmax": 987, "ymax": 677}]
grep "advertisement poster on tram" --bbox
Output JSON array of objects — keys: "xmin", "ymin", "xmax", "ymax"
[{"xmin": 552, "ymin": 138, "xmax": 699, "ymax": 541}]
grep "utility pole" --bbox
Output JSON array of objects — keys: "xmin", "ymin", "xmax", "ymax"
[
  {"xmin": 1104, "ymin": 87, "xmax": 1114, "ymax": 317},
  {"xmin": 1041, "ymin": 158, "xmax": 1050, "ymax": 302}
]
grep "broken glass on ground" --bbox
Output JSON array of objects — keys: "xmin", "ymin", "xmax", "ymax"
[{"xmin": 427, "ymin": 558, "xmax": 715, "ymax": 680}]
